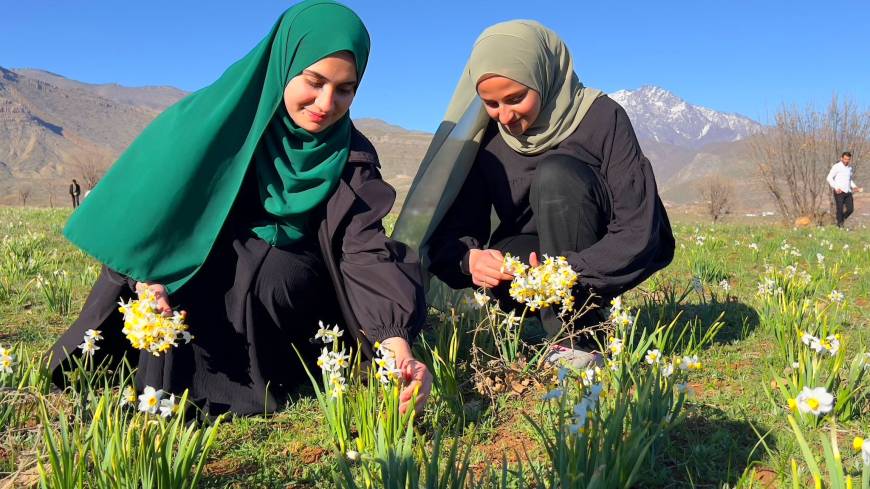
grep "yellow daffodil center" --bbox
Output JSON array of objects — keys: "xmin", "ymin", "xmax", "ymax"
[
  {"xmin": 807, "ymin": 398, "xmax": 819, "ymax": 411},
  {"xmin": 854, "ymin": 437, "xmax": 865, "ymax": 451}
]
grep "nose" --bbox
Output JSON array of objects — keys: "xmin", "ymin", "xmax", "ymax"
[
  {"xmin": 498, "ymin": 107, "xmax": 513, "ymax": 126},
  {"xmin": 315, "ymin": 87, "xmax": 335, "ymax": 113}
]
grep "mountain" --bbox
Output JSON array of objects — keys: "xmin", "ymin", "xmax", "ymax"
[
  {"xmin": 352, "ymin": 118, "xmax": 432, "ymax": 205},
  {"xmin": 13, "ymin": 68, "xmax": 186, "ymax": 112},
  {"xmin": 0, "ymin": 66, "xmax": 176, "ymax": 206},
  {"xmin": 0, "ymin": 66, "xmax": 431, "ymax": 208},
  {"xmin": 0, "ymin": 66, "xmax": 772, "ymax": 212},
  {"xmin": 609, "ymin": 85, "xmax": 761, "ymax": 149},
  {"xmin": 607, "ymin": 86, "xmax": 772, "ymax": 210},
  {"xmin": 659, "ymin": 138, "xmax": 768, "ymax": 206}
]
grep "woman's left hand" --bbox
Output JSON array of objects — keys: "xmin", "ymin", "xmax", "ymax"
[
  {"xmin": 529, "ymin": 251, "xmax": 540, "ymax": 267},
  {"xmin": 379, "ymin": 337, "xmax": 433, "ymax": 416},
  {"xmin": 397, "ymin": 356, "xmax": 433, "ymax": 416}
]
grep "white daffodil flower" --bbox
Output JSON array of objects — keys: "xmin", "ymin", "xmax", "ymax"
[
  {"xmin": 795, "ymin": 386, "xmax": 834, "ymax": 417},
  {"xmin": 0, "ymin": 354, "xmax": 15, "ymax": 375},
  {"xmin": 314, "ymin": 322, "xmax": 343, "ymax": 344},
  {"xmin": 645, "ymin": 349, "xmax": 662, "ymax": 365},
  {"xmin": 84, "ymin": 329, "xmax": 103, "ymax": 342},
  {"xmin": 120, "ymin": 386, "xmax": 137, "ymax": 407},
  {"xmin": 607, "ymin": 337, "xmax": 624, "ymax": 356},
  {"xmin": 78, "ymin": 338, "xmax": 99, "ymax": 356},
  {"xmin": 679, "ymin": 355, "xmax": 701, "ymax": 371},
  {"xmin": 138, "ymin": 386, "xmax": 164, "ymax": 414},
  {"xmin": 159, "ymin": 394, "xmax": 178, "ymax": 418},
  {"xmin": 472, "ymin": 291, "xmax": 490, "ymax": 308}
]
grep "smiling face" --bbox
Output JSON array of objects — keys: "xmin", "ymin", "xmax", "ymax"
[
  {"xmin": 283, "ymin": 51, "xmax": 358, "ymax": 133},
  {"xmin": 476, "ymin": 75, "xmax": 542, "ymax": 136}
]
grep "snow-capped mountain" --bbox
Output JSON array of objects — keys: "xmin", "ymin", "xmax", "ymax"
[{"xmin": 609, "ymin": 85, "xmax": 761, "ymax": 149}]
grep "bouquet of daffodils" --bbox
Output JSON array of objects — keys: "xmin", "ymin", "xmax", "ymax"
[
  {"xmin": 117, "ymin": 289, "xmax": 192, "ymax": 356},
  {"xmin": 503, "ymin": 253, "xmax": 578, "ymax": 313}
]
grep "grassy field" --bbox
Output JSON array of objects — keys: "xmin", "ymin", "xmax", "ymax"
[{"xmin": 0, "ymin": 206, "xmax": 868, "ymax": 488}]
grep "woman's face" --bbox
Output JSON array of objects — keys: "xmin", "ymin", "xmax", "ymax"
[
  {"xmin": 284, "ymin": 51, "xmax": 357, "ymax": 133},
  {"xmin": 476, "ymin": 75, "xmax": 542, "ymax": 136}
]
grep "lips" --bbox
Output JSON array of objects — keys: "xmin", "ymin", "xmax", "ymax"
[{"xmin": 306, "ymin": 109, "xmax": 327, "ymax": 123}]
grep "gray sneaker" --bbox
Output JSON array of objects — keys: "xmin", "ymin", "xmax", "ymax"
[{"xmin": 543, "ymin": 344, "xmax": 604, "ymax": 370}]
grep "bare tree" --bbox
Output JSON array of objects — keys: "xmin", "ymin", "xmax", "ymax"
[
  {"xmin": 19, "ymin": 187, "xmax": 31, "ymax": 206},
  {"xmin": 76, "ymin": 159, "xmax": 105, "ymax": 190},
  {"xmin": 751, "ymin": 95, "xmax": 870, "ymax": 224},
  {"xmin": 699, "ymin": 176, "xmax": 733, "ymax": 222}
]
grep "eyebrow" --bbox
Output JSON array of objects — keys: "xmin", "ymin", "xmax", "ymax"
[
  {"xmin": 303, "ymin": 69, "xmax": 357, "ymax": 87},
  {"xmin": 480, "ymin": 89, "xmax": 528, "ymax": 102}
]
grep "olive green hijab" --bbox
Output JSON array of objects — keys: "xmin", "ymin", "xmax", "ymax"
[
  {"xmin": 63, "ymin": 0, "xmax": 370, "ymax": 294},
  {"xmin": 464, "ymin": 20, "xmax": 603, "ymax": 155}
]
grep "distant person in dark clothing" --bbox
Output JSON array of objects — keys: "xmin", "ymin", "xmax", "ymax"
[
  {"xmin": 69, "ymin": 179, "xmax": 81, "ymax": 208},
  {"xmin": 826, "ymin": 152, "xmax": 863, "ymax": 227},
  {"xmin": 394, "ymin": 20, "xmax": 675, "ymax": 369}
]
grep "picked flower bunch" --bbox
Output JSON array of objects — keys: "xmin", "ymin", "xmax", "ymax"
[
  {"xmin": 502, "ymin": 253, "xmax": 578, "ymax": 312},
  {"xmin": 117, "ymin": 288, "xmax": 193, "ymax": 356}
]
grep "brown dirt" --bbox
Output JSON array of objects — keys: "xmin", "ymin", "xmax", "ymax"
[
  {"xmin": 753, "ymin": 466, "xmax": 780, "ymax": 488},
  {"xmin": 297, "ymin": 446, "xmax": 326, "ymax": 465},
  {"xmin": 202, "ymin": 459, "xmax": 257, "ymax": 478}
]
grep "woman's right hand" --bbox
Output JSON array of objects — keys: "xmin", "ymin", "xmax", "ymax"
[
  {"xmin": 468, "ymin": 249, "xmax": 514, "ymax": 288},
  {"xmin": 134, "ymin": 282, "xmax": 175, "ymax": 316}
]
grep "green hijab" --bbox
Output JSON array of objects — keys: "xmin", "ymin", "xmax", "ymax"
[{"xmin": 63, "ymin": 0, "xmax": 370, "ymax": 294}]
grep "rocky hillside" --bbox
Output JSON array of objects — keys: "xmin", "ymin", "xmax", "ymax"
[{"xmin": 1, "ymin": 67, "xmax": 779, "ymax": 213}]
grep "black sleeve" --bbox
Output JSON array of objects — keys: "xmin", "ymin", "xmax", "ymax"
[
  {"xmin": 566, "ymin": 102, "xmax": 674, "ymax": 296},
  {"xmin": 338, "ymin": 162, "xmax": 426, "ymax": 345},
  {"xmin": 426, "ymin": 160, "xmax": 492, "ymax": 289}
]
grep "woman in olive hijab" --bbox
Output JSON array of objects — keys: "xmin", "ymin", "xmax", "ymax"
[
  {"xmin": 394, "ymin": 20, "xmax": 674, "ymax": 368},
  {"xmin": 49, "ymin": 0, "xmax": 431, "ymax": 416}
]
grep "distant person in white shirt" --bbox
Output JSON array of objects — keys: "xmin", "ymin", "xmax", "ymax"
[{"xmin": 826, "ymin": 151, "xmax": 863, "ymax": 227}]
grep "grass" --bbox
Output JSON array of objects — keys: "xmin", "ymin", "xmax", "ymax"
[{"xmin": 0, "ymin": 206, "xmax": 868, "ymax": 487}]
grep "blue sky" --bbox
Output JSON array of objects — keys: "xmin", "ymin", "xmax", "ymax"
[{"xmin": 3, "ymin": 0, "xmax": 868, "ymax": 132}]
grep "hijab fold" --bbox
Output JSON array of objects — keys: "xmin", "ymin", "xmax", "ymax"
[{"xmin": 63, "ymin": 0, "xmax": 370, "ymax": 294}]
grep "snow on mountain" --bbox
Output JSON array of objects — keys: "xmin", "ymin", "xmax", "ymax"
[{"xmin": 609, "ymin": 85, "xmax": 761, "ymax": 149}]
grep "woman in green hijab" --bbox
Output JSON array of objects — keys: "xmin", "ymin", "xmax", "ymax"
[
  {"xmin": 394, "ymin": 20, "xmax": 674, "ymax": 369},
  {"xmin": 49, "ymin": 0, "xmax": 431, "ymax": 416}
]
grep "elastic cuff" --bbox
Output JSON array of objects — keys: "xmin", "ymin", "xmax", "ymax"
[
  {"xmin": 460, "ymin": 249, "xmax": 472, "ymax": 275},
  {"xmin": 369, "ymin": 328, "xmax": 410, "ymax": 346}
]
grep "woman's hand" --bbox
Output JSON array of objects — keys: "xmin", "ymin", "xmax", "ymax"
[
  {"xmin": 468, "ymin": 248, "xmax": 514, "ymax": 288},
  {"xmin": 134, "ymin": 282, "xmax": 183, "ymax": 318},
  {"xmin": 379, "ymin": 337, "xmax": 432, "ymax": 416}
]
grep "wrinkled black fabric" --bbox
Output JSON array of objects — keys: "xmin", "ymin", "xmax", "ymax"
[
  {"xmin": 478, "ymin": 156, "xmax": 611, "ymax": 347},
  {"xmin": 429, "ymin": 96, "xmax": 674, "ymax": 297},
  {"xmin": 48, "ymin": 127, "xmax": 426, "ymax": 416}
]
